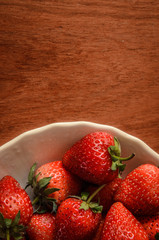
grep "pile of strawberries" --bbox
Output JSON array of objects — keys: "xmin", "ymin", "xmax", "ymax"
[{"xmin": 0, "ymin": 131, "xmax": 159, "ymax": 240}]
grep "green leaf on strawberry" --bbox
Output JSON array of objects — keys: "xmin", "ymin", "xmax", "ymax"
[
  {"xmin": 26, "ymin": 163, "xmax": 60, "ymax": 214},
  {"xmin": 43, "ymin": 187, "xmax": 60, "ymax": 196},
  {"xmin": 80, "ymin": 201, "xmax": 90, "ymax": 211},
  {"xmin": 108, "ymin": 137, "xmax": 135, "ymax": 177},
  {"xmin": 38, "ymin": 176, "xmax": 52, "ymax": 189},
  {"xmin": 155, "ymin": 232, "xmax": 159, "ymax": 240},
  {"xmin": 25, "ymin": 163, "xmax": 37, "ymax": 189},
  {"xmin": 0, "ymin": 211, "xmax": 26, "ymax": 240},
  {"xmin": 74, "ymin": 184, "xmax": 105, "ymax": 214},
  {"xmin": 81, "ymin": 192, "xmax": 90, "ymax": 201}
]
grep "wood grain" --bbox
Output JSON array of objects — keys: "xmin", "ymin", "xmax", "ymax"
[{"xmin": 0, "ymin": 0, "xmax": 159, "ymax": 153}]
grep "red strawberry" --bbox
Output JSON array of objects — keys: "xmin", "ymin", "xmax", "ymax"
[
  {"xmin": 86, "ymin": 177, "xmax": 122, "ymax": 212},
  {"xmin": 27, "ymin": 213, "xmax": 56, "ymax": 240},
  {"xmin": 92, "ymin": 217, "xmax": 105, "ymax": 240},
  {"xmin": 55, "ymin": 185, "xmax": 104, "ymax": 240},
  {"xmin": 107, "ymin": 176, "xmax": 123, "ymax": 193},
  {"xmin": 55, "ymin": 199, "xmax": 101, "ymax": 240},
  {"xmin": 139, "ymin": 215, "xmax": 159, "ymax": 240},
  {"xmin": 101, "ymin": 202, "xmax": 149, "ymax": 240},
  {"xmin": 0, "ymin": 176, "xmax": 33, "ymax": 240},
  {"xmin": 26, "ymin": 161, "xmax": 81, "ymax": 212},
  {"xmin": 63, "ymin": 132, "xmax": 134, "ymax": 185},
  {"xmin": 114, "ymin": 164, "xmax": 159, "ymax": 216}
]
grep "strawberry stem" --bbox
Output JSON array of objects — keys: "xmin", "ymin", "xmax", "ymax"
[
  {"xmin": 110, "ymin": 153, "xmax": 135, "ymax": 162},
  {"xmin": 108, "ymin": 137, "xmax": 135, "ymax": 175},
  {"xmin": 32, "ymin": 196, "xmax": 39, "ymax": 206},
  {"xmin": 87, "ymin": 184, "xmax": 106, "ymax": 204},
  {"xmin": 6, "ymin": 229, "xmax": 10, "ymax": 240},
  {"xmin": 79, "ymin": 185, "xmax": 105, "ymax": 213}
]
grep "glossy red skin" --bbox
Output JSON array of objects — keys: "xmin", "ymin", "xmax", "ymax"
[
  {"xmin": 0, "ymin": 176, "xmax": 33, "ymax": 226},
  {"xmin": 35, "ymin": 161, "xmax": 82, "ymax": 205},
  {"xmin": 114, "ymin": 164, "xmax": 159, "ymax": 216},
  {"xmin": 86, "ymin": 177, "xmax": 122, "ymax": 212},
  {"xmin": 63, "ymin": 132, "xmax": 118, "ymax": 185},
  {"xmin": 55, "ymin": 198, "xmax": 102, "ymax": 240},
  {"xmin": 107, "ymin": 177, "xmax": 122, "ymax": 193},
  {"xmin": 101, "ymin": 202, "xmax": 149, "ymax": 240},
  {"xmin": 27, "ymin": 213, "xmax": 56, "ymax": 240},
  {"xmin": 139, "ymin": 215, "xmax": 159, "ymax": 240}
]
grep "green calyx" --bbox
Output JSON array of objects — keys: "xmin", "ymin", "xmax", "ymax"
[
  {"xmin": 25, "ymin": 163, "xmax": 60, "ymax": 213},
  {"xmin": 79, "ymin": 184, "xmax": 105, "ymax": 213},
  {"xmin": 108, "ymin": 137, "xmax": 135, "ymax": 178},
  {"xmin": 0, "ymin": 211, "xmax": 26, "ymax": 240},
  {"xmin": 155, "ymin": 232, "xmax": 159, "ymax": 240}
]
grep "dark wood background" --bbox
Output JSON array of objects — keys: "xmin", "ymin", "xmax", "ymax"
[{"xmin": 0, "ymin": 0, "xmax": 159, "ymax": 153}]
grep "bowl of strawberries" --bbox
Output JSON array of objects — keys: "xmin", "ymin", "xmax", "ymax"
[{"xmin": 0, "ymin": 121, "xmax": 159, "ymax": 240}]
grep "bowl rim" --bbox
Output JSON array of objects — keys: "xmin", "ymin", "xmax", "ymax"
[{"xmin": 0, "ymin": 121, "xmax": 159, "ymax": 159}]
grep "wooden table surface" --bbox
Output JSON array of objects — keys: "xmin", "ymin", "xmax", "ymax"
[{"xmin": 0, "ymin": 0, "xmax": 159, "ymax": 153}]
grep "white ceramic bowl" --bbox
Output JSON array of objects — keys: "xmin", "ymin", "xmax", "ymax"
[{"xmin": 0, "ymin": 121, "xmax": 159, "ymax": 191}]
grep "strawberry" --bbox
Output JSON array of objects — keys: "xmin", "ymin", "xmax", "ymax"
[
  {"xmin": 114, "ymin": 164, "xmax": 159, "ymax": 216},
  {"xmin": 101, "ymin": 202, "xmax": 149, "ymax": 240},
  {"xmin": 86, "ymin": 184, "xmax": 113, "ymax": 213},
  {"xmin": 86, "ymin": 177, "xmax": 122, "ymax": 212},
  {"xmin": 0, "ymin": 176, "xmax": 33, "ymax": 240},
  {"xmin": 27, "ymin": 213, "xmax": 56, "ymax": 240},
  {"xmin": 55, "ymin": 185, "xmax": 105, "ymax": 240},
  {"xmin": 107, "ymin": 176, "xmax": 123, "ymax": 193},
  {"xmin": 92, "ymin": 217, "xmax": 105, "ymax": 240},
  {"xmin": 63, "ymin": 132, "xmax": 134, "ymax": 185},
  {"xmin": 26, "ymin": 161, "xmax": 81, "ymax": 212},
  {"xmin": 138, "ymin": 215, "xmax": 159, "ymax": 240}
]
